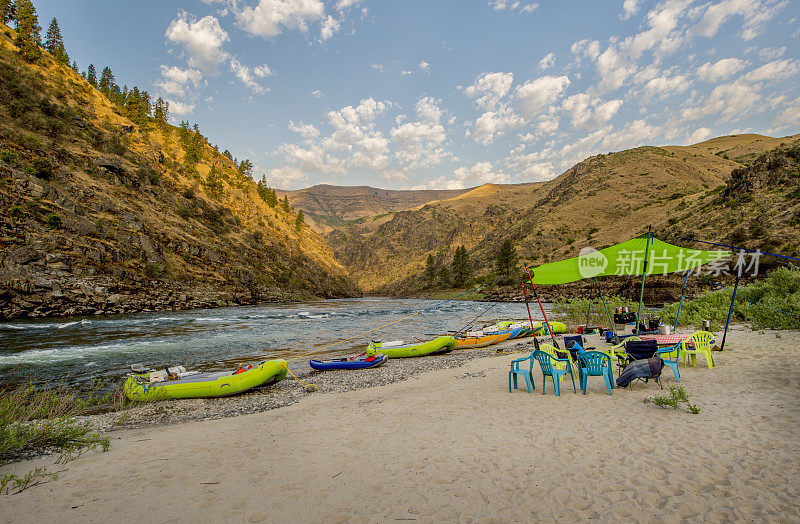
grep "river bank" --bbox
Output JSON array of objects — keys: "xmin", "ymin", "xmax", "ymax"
[{"xmin": 2, "ymin": 326, "xmax": 798, "ymax": 521}]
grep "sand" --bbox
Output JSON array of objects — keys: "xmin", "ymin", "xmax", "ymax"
[{"xmin": 2, "ymin": 327, "xmax": 799, "ymax": 522}]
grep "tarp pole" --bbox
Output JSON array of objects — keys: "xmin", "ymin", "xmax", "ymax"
[
  {"xmin": 594, "ymin": 277, "xmax": 617, "ymax": 345},
  {"xmin": 524, "ymin": 266, "xmax": 558, "ymax": 346},
  {"xmin": 635, "ymin": 228, "xmax": 652, "ymax": 335},
  {"xmin": 674, "ymin": 269, "xmax": 691, "ymax": 330},
  {"xmin": 522, "ymin": 284, "xmax": 535, "ymax": 334},
  {"xmin": 721, "ymin": 251, "xmax": 744, "ymax": 351}
]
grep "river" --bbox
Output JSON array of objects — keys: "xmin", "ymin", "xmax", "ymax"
[{"xmin": 0, "ymin": 298, "xmax": 553, "ymax": 388}]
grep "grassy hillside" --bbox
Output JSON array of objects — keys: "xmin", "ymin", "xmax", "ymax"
[
  {"xmin": 0, "ymin": 23, "xmax": 359, "ymax": 319},
  {"xmin": 319, "ymin": 133, "xmax": 799, "ymax": 297}
]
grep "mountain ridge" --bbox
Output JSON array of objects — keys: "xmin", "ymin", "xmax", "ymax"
[{"xmin": 287, "ymin": 133, "xmax": 800, "ymax": 296}]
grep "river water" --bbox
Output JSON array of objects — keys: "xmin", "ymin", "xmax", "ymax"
[{"xmin": 0, "ymin": 298, "xmax": 553, "ymax": 388}]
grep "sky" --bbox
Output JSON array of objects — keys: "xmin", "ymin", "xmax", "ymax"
[{"xmin": 35, "ymin": 0, "xmax": 800, "ymax": 190}]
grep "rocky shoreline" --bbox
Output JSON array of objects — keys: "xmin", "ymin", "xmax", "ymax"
[{"xmin": 83, "ymin": 342, "xmax": 531, "ymax": 434}]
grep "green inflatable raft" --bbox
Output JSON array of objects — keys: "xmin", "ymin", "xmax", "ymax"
[
  {"xmin": 366, "ymin": 336, "xmax": 456, "ymax": 358},
  {"xmin": 124, "ymin": 359, "xmax": 288, "ymax": 402},
  {"xmin": 532, "ymin": 321, "xmax": 567, "ymax": 335}
]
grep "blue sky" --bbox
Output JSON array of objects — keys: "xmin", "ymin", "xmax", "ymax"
[{"xmin": 36, "ymin": 0, "xmax": 800, "ymax": 189}]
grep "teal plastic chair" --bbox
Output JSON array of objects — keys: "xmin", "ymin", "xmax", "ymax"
[
  {"xmin": 577, "ymin": 351, "xmax": 614, "ymax": 396},
  {"xmin": 657, "ymin": 340, "xmax": 682, "ymax": 383},
  {"xmin": 533, "ymin": 348, "xmax": 576, "ymax": 396},
  {"xmin": 508, "ymin": 351, "xmax": 536, "ymax": 394}
]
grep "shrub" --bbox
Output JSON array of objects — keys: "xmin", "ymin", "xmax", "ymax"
[
  {"xmin": 0, "ymin": 383, "xmax": 113, "ymax": 474},
  {"xmin": 26, "ymin": 158, "xmax": 54, "ymax": 180},
  {"xmin": 0, "ymin": 150, "xmax": 16, "ymax": 164},
  {"xmin": 660, "ymin": 267, "xmax": 800, "ymax": 330},
  {"xmin": 45, "ymin": 213, "xmax": 62, "ymax": 229}
]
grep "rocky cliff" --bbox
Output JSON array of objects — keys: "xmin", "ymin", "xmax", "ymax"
[{"xmin": 0, "ymin": 24, "xmax": 359, "ymax": 319}]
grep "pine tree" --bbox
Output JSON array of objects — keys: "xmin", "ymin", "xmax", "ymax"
[
  {"xmin": 86, "ymin": 64, "xmax": 97, "ymax": 87},
  {"xmin": 71, "ymin": 60, "xmax": 78, "ymax": 72},
  {"xmin": 1, "ymin": 0, "xmax": 16, "ymax": 25},
  {"xmin": 438, "ymin": 266, "xmax": 452, "ymax": 288},
  {"xmin": 496, "ymin": 239, "xmax": 518, "ymax": 278},
  {"xmin": 424, "ymin": 254, "xmax": 437, "ymax": 288},
  {"xmin": 451, "ymin": 245, "xmax": 471, "ymax": 287},
  {"xmin": 154, "ymin": 97, "xmax": 169, "ymax": 127},
  {"xmin": 295, "ymin": 210, "xmax": 305, "ymax": 230},
  {"xmin": 44, "ymin": 18, "xmax": 68, "ymax": 64},
  {"xmin": 14, "ymin": 0, "xmax": 41, "ymax": 62},
  {"xmin": 238, "ymin": 159, "xmax": 253, "ymax": 178},
  {"xmin": 281, "ymin": 196, "xmax": 291, "ymax": 213},
  {"xmin": 98, "ymin": 66, "xmax": 115, "ymax": 96},
  {"xmin": 204, "ymin": 164, "xmax": 223, "ymax": 197}
]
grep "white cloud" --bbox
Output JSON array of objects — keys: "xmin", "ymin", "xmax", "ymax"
[
  {"xmin": 335, "ymin": 0, "xmax": 362, "ymax": 9},
  {"xmin": 571, "ymin": 39, "xmax": 600, "ymax": 60},
  {"xmin": 419, "ymin": 60, "xmax": 430, "ymax": 72},
  {"xmin": 253, "ymin": 64, "xmax": 273, "ymax": 77},
  {"xmin": 471, "ymin": 104, "xmax": 525, "ymax": 145},
  {"xmin": 621, "ymin": 0, "xmax": 641, "ymax": 20},
  {"xmin": 743, "ymin": 59, "xmax": 799, "ymax": 83},
  {"xmin": 758, "ymin": 46, "xmax": 786, "ymax": 61},
  {"xmin": 415, "ymin": 96, "xmax": 443, "ymax": 124},
  {"xmin": 771, "ymin": 96, "xmax": 800, "ymax": 130},
  {"xmin": 401, "ymin": 70, "xmax": 413, "ymax": 76},
  {"xmin": 320, "ymin": 15, "xmax": 340, "ymax": 40},
  {"xmin": 229, "ymin": 58, "xmax": 267, "ymax": 93},
  {"xmin": 464, "ymin": 72, "xmax": 514, "ymax": 110},
  {"xmin": 388, "ymin": 97, "xmax": 448, "ymax": 169},
  {"xmin": 266, "ymin": 166, "xmax": 309, "ymax": 189},
  {"xmin": 514, "ymin": 75, "xmax": 570, "ymax": 119},
  {"xmin": 562, "ymin": 93, "xmax": 623, "ymax": 129},
  {"xmin": 236, "ymin": 0, "xmax": 325, "ymax": 39},
  {"xmin": 696, "ymin": 58, "xmax": 747, "ymax": 81},
  {"xmin": 598, "ymin": 119, "xmax": 664, "ymax": 151},
  {"xmin": 688, "ymin": 126, "xmax": 713, "ymax": 142},
  {"xmin": 642, "ymin": 74, "xmax": 690, "ymax": 101},
  {"xmin": 371, "ymin": 64, "xmax": 385, "ymax": 73},
  {"xmin": 167, "ymin": 100, "xmax": 195, "ymax": 115},
  {"xmin": 488, "ymin": 1, "xmax": 539, "ymax": 14},
  {"xmin": 382, "ymin": 169, "xmax": 409, "ymax": 183},
  {"xmin": 691, "ymin": 0, "xmax": 786, "ymax": 41},
  {"xmin": 156, "ymin": 65, "xmax": 202, "ymax": 97},
  {"xmin": 288, "ymin": 121, "xmax": 320, "ymax": 140},
  {"xmin": 165, "ymin": 14, "xmax": 230, "ymax": 74},
  {"xmin": 506, "ymin": 149, "xmax": 556, "ymax": 181},
  {"xmin": 310, "ymin": 89, "xmax": 323, "ymax": 99},
  {"xmin": 538, "ymin": 52, "xmax": 555, "ymax": 70},
  {"xmin": 680, "ymin": 81, "xmax": 761, "ymax": 121},
  {"xmin": 453, "ymin": 161, "xmax": 511, "ymax": 186}
]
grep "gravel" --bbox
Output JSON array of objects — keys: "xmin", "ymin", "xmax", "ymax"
[{"xmin": 83, "ymin": 340, "xmax": 537, "ymax": 432}]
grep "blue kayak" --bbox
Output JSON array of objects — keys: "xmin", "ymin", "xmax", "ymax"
[{"xmin": 309, "ymin": 353, "xmax": 388, "ymax": 371}]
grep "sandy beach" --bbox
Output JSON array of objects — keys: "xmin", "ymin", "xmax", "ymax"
[{"xmin": 2, "ymin": 326, "xmax": 799, "ymax": 522}]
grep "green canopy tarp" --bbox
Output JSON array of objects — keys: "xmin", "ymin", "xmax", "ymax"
[{"xmin": 528, "ymin": 236, "xmax": 729, "ymax": 285}]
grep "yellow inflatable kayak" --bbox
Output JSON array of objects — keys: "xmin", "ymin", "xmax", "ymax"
[
  {"xmin": 124, "ymin": 359, "xmax": 288, "ymax": 402},
  {"xmin": 455, "ymin": 331, "xmax": 511, "ymax": 349}
]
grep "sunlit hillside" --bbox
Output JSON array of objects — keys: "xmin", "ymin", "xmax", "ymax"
[{"xmin": 0, "ymin": 23, "xmax": 359, "ymax": 319}]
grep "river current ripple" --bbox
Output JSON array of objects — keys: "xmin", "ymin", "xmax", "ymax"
[{"xmin": 0, "ymin": 298, "xmax": 552, "ymax": 388}]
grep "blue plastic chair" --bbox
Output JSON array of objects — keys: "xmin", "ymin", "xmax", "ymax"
[
  {"xmin": 577, "ymin": 351, "xmax": 614, "ymax": 396},
  {"xmin": 657, "ymin": 341, "xmax": 682, "ymax": 383},
  {"xmin": 508, "ymin": 351, "xmax": 536, "ymax": 394},
  {"xmin": 533, "ymin": 347, "xmax": 576, "ymax": 396}
]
